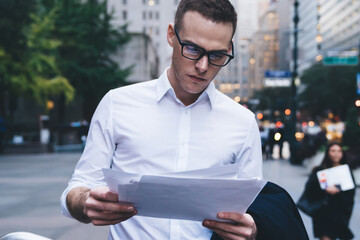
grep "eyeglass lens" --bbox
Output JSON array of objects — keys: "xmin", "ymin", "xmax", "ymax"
[{"xmin": 182, "ymin": 45, "xmax": 230, "ymax": 66}]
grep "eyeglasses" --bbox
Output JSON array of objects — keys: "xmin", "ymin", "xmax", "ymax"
[{"xmin": 174, "ymin": 25, "xmax": 234, "ymax": 67}]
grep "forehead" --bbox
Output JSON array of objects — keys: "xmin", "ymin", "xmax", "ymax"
[
  {"xmin": 329, "ymin": 145, "xmax": 341, "ymax": 151},
  {"xmin": 180, "ymin": 11, "xmax": 233, "ymax": 50}
]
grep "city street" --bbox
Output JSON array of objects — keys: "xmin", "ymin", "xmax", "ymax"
[{"xmin": 0, "ymin": 149, "xmax": 359, "ymax": 240}]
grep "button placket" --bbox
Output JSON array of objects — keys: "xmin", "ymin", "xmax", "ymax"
[
  {"xmin": 176, "ymin": 108, "xmax": 191, "ymax": 171},
  {"xmin": 169, "ymin": 219, "xmax": 181, "ymax": 240}
]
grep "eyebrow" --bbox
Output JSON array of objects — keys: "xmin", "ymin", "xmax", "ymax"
[{"xmin": 182, "ymin": 40, "xmax": 229, "ymax": 53}]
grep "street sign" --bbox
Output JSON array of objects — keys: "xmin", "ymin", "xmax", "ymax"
[
  {"xmin": 357, "ymin": 73, "xmax": 360, "ymax": 95},
  {"xmin": 264, "ymin": 70, "xmax": 291, "ymax": 87},
  {"xmin": 264, "ymin": 70, "xmax": 292, "ymax": 78},
  {"xmin": 264, "ymin": 78, "xmax": 291, "ymax": 87},
  {"xmin": 323, "ymin": 56, "xmax": 359, "ymax": 66},
  {"xmin": 323, "ymin": 50, "xmax": 359, "ymax": 66}
]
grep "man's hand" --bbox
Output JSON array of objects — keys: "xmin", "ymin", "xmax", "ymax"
[
  {"xmin": 202, "ymin": 212, "xmax": 257, "ymax": 240},
  {"xmin": 67, "ymin": 186, "xmax": 137, "ymax": 226}
]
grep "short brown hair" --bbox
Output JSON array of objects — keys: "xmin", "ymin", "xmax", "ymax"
[{"xmin": 175, "ymin": 0, "xmax": 237, "ymax": 37}]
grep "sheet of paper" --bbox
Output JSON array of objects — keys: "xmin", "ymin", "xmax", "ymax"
[
  {"xmin": 103, "ymin": 163, "xmax": 241, "ymax": 192},
  {"xmin": 316, "ymin": 164, "xmax": 355, "ymax": 191},
  {"xmin": 159, "ymin": 162, "xmax": 241, "ymax": 179},
  {"xmin": 103, "ymin": 167, "xmax": 267, "ymax": 222}
]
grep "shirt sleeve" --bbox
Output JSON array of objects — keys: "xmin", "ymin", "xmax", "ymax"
[
  {"xmin": 60, "ymin": 91, "xmax": 115, "ymax": 218},
  {"xmin": 235, "ymin": 117, "xmax": 263, "ymax": 179}
]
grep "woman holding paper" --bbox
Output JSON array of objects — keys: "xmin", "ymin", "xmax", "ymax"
[{"xmin": 303, "ymin": 143, "xmax": 355, "ymax": 240}]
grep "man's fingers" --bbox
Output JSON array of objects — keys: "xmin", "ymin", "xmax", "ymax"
[
  {"xmin": 91, "ymin": 216, "xmax": 133, "ymax": 226},
  {"xmin": 85, "ymin": 196, "xmax": 136, "ymax": 214},
  {"xmin": 89, "ymin": 186, "xmax": 118, "ymax": 202},
  {"xmin": 87, "ymin": 208, "xmax": 137, "ymax": 221},
  {"xmin": 217, "ymin": 212, "xmax": 252, "ymax": 225},
  {"xmin": 203, "ymin": 220, "xmax": 249, "ymax": 237},
  {"xmin": 203, "ymin": 213, "xmax": 257, "ymax": 240},
  {"xmin": 82, "ymin": 186, "xmax": 138, "ymax": 226},
  {"xmin": 211, "ymin": 228, "xmax": 242, "ymax": 240}
]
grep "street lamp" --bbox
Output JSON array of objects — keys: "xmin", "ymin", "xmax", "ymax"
[{"xmin": 289, "ymin": 0, "xmax": 300, "ymax": 165}]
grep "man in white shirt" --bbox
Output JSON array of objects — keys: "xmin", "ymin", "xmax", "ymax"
[{"xmin": 61, "ymin": 0, "xmax": 263, "ymax": 239}]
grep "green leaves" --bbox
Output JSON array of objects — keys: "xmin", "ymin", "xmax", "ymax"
[
  {"xmin": 0, "ymin": 0, "xmax": 130, "ymax": 119},
  {"xmin": 51, "ymin": 0, "xmax": 131, "ymax": 120},
  {"xmin": 298, "ymin": 63, "xmax": 358, "ymax": 119},
  {"xmin": 0, "ymin": 0, "xmax": 74, "ymax": 113}
]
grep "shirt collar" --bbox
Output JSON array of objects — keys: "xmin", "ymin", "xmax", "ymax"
[
  {"xmin": 156, "ymin": 68, "xmax": 173, "ymax": 102},
  {"xmin": 156, "ymin": 67, "xmax": 217, "ymax": 109}
]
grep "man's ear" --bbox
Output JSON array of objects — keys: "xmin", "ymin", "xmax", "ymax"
[
  {"xmin": 228, "ymin": 41, "xmax": 233, "ymax": 55},
  {"xmin": 167, "ymin": 24, "xmax": 175, "ymax": 47}
]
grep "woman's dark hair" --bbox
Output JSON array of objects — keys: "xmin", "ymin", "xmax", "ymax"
[
  {"xmin": 320, "ymin": 142, "xmax": 347, "ymax": 168},
  {"xmin": 174, "ymin": 0, "xmax": 237, "ymax": 37}
]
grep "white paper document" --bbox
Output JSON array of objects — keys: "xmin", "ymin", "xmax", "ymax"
[
  {"xmin": 316, "ymin": 164, "xmax": 355, "ymax": 191},
  {"xmin": 102, "ymin": 165, "xmax": 267, "ymax": 222}
]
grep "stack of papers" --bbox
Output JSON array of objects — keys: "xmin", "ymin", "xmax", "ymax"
[{"xmin": 103, "ymin": 164, "xmax": 267, "ymax": 222}]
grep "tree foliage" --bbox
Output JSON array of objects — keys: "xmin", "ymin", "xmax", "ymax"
[
  {"xmin": 0, "ymin": 0, "xmax": 36, "ymax": 117},
  {"xmin": 252, "ymin": 87, "xmax": 291, "ymax": 122},
  {"xmin": 0, "ymin": 0, "xmax": 74, "ymax": 116},
  {"xmin": 47, "ymin": 0, "xmax": 131, "ymax": 120},
  {"xmin": 342, "ymin": 107, "xmax": 360, "ymax": 147},
  {"xmin": 253, "ymin": 87, "xmax": 291, "ymax": 111},
  {"xmin": 1, "ymin": 0, "xmax": 131, "ymax": 122},
  {"xmin": 298, "ymin": 63, "xmax": 358, "ymax": 120}
]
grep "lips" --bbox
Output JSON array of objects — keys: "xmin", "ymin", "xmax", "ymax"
[{"xmin": 189, "ymin": 75, "xmax": 207, "ymax": 82}]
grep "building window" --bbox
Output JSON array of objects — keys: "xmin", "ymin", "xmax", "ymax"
[
  {"xmin": 123, "ymin": 0, "xmax": 127, "ymax": 4},
  {"xmin": 148, "ymin": 0, "xmax": 155, "ymax": 6},
  {"xmin": 149, "ymin": 27, "xmax": 153, "ymax": 37},
  {"xmin": 122, "ymin": 10, "xmax": 127, "ymax": 20},
  {"xmin": 149, "ymin": 11, "xmax": 153, "ymax": 20},
  {"xmin": 143, "ymin": 11, "xmax": 146, "ymax": 20}
]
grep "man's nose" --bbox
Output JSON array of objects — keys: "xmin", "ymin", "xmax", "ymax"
[{"xmin": 195, "ymin": 55, "xmax": 209, "ymax": 72}]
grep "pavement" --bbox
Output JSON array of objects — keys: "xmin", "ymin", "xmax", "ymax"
[
  {"xmin": 0, "ymin": 152, "xmax": 108, "ymax": 240},
  {"xmin": 0, "ymin": 145, "xmax": 359, "ymax": 240}
]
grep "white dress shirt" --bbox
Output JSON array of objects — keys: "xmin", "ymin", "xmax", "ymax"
[{"xmin": 61, "ymin": 68, "xmax": 263, "ymax": 240}]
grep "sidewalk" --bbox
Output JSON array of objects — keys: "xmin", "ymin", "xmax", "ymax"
[{"xmin": 0, "ymin": 151, "xmax": 358, "ymax": 240}]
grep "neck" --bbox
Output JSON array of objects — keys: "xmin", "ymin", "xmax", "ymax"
[{"xmin": 166, "ymin": 68, "xmax": 202, "ymax": 106}]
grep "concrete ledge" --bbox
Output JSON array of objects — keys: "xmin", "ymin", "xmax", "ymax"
[
  {"xmin": 2, "ymin": 144, "xmax": 49, "ymax": 154},
  {"xmin": 53, "ymin": 144, "xmax": 84, "ymax": 152}
]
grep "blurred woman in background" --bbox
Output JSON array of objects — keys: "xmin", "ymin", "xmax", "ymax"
[{"xmin": 304, "ymin": 142, "xmax": 355, "ymax": 240}]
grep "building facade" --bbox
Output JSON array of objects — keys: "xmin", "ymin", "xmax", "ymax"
[
  {"xmin": 295, "ymin": 0, "xmax": 360, "ymax": 74},
  {"xmin": 112, "ymin": 33, "xmax": 159, "ymax": 83},
  {"xmin": 108, "ymin": 0, "xmax": 179, "ymax": 76},
  {"xmin": 216, "ymin": 0, "xmax": 259, "ymax": 101},
  {"xmin": 294, "ymin": 0, "xmax": 322, "ymax": 73},
  {"xmin": 249, "ymin": 0, "xmax": 291, "ymax": 96},
  {"xmin": 319, "ymin": 0, "xmax": 360, "ymax": 57}
]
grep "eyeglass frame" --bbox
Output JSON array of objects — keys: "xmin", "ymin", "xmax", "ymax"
[{"xmin": 174, "ymin": 25, "xmax": 234, "ymax": 67}]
